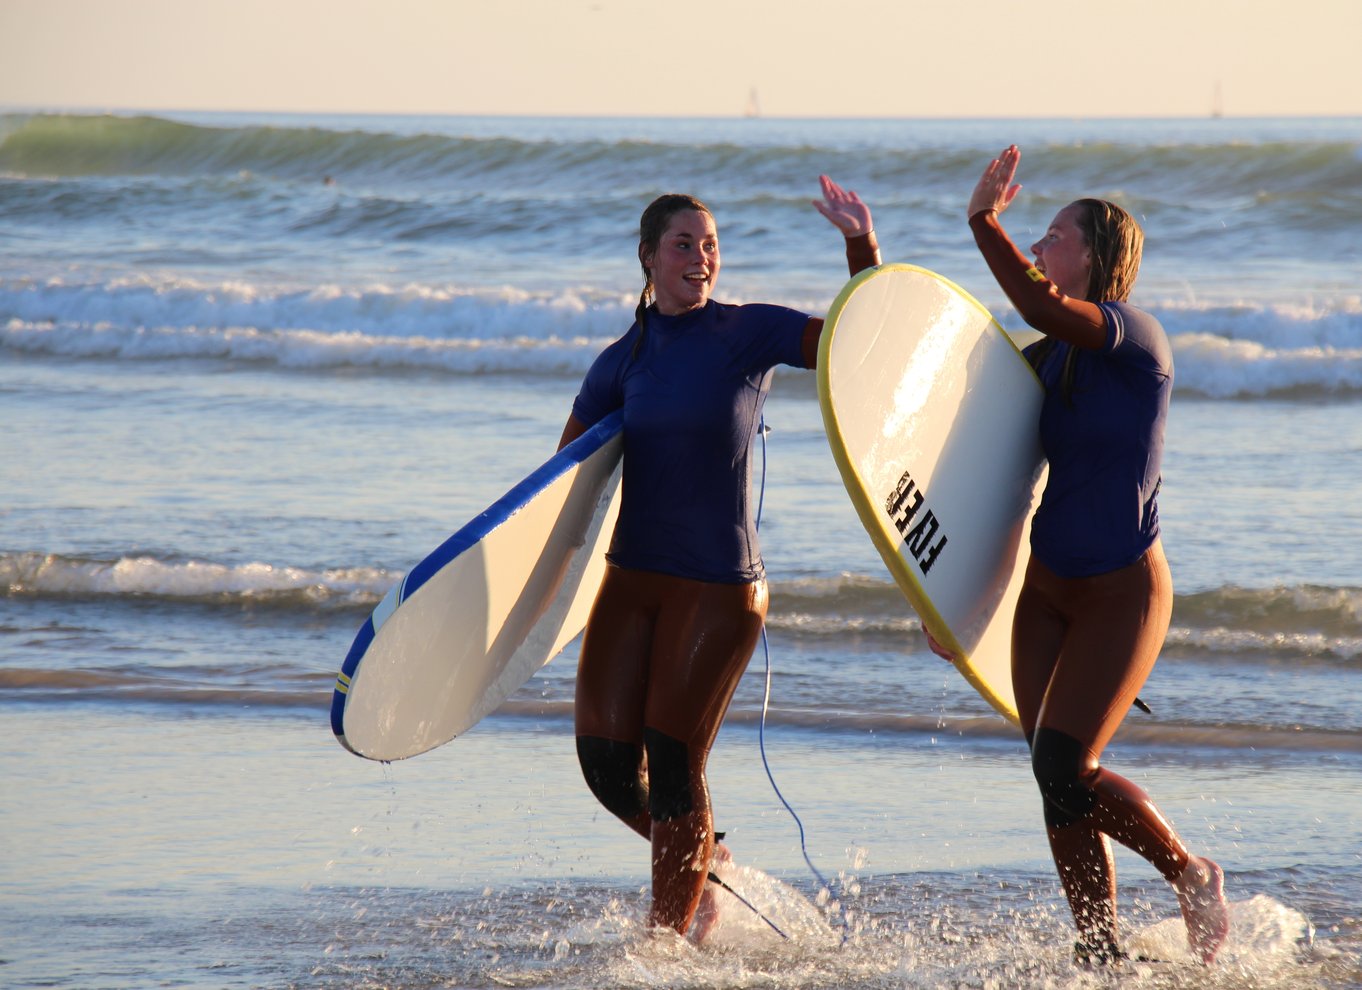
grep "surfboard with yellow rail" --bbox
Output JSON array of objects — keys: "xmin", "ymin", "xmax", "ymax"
[{"xmin": 818, "ymin": 264, "xmax": 1047, "ymax": 724}]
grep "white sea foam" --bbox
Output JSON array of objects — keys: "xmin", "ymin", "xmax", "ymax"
[
  {"xmin": 1171, "ymin": 332, "xmax": 1362, "ymax": 396},
  {"xmin": 0, "ymin": 551, "xmax": 394, "ymax": 604},
  {"xmin": 9, "ymin": 552, "xmax": 1361, "ymax": 651},
  {"xmin": 7, "ymin": 275, "xmax": 1362, "ymax": 394},
  {"xmin": 1, "ymin": 319, "xmax": 614, "ymax": 375},
  {"xmin": 0, "ymin": 274, "xmax": 632, "ymax": 340}
]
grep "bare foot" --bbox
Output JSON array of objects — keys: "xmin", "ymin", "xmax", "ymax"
[
  {"xmin": 1175, "ymin": 857, "xmax": 1230, "ymax": 964},
  {"xmin": 688, "ymin": 841, "xmax": 733, "ymax": 945}
]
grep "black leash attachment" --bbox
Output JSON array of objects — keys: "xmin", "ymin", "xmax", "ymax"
[{"xmin": 704, "ymin": 871, "xmax": 790, "ymax": 940}]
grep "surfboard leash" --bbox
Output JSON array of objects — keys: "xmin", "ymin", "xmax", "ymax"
[
  {"xmin": 753, "ymin": 416, "xmax": 853, "ymax": 943},
  {"xmin": 705, "ymin": 869, "xmax": 790, "ymax": 940}
]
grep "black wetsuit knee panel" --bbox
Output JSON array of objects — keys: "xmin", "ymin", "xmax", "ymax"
[
  {"xmin": 576, "ymin": 736, "xmax": 647, "ymax": 822},
  {"xmin": 643, "ymin": 727, "xmax": 693, "ymax": 822},
  {"xmin": 1030, "ymin": 727, "xmax": 1099, "ymax": 826}
]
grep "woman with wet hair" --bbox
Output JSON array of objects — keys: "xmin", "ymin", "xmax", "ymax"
[
  {"xmin": 964, "ymin": 144, "xmax": 1231, "ymax": 966},
  {"xmin": 557, "ymin": 177, "xmax": 877, "ymax": 939}
]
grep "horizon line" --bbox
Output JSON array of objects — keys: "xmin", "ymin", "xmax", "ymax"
[{"xmin": 4, "ymin": 103, "xmax": 1361, "ymax": 123}]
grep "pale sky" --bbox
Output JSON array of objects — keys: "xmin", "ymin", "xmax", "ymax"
[{"xmin": 1, "ymin": 0, "xmax": 1358, "ymax": 118}]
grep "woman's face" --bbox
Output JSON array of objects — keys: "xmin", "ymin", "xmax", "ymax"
[
  {"xmin": 642, "ymin": 209, "xmax": 720, "ymax": 315},
  {"xmin": 1030, "ymin": 203, "xmax": 1092, "ymax": 300}
]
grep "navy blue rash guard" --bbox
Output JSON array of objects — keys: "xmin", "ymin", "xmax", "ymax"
[
  {"xmin": 1023, "ymin": 301, "xmax": 1173, "ymax": 579},
  {"xmin": 571, "ymin": 299, "xmax": 809, "ymax": 584}
]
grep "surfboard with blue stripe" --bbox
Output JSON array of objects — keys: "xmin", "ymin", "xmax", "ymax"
[{"xmin": 332, "ymin": 411, "xmax": 623, "ymax": 760}]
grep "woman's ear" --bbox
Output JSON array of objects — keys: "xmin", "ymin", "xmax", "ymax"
[{"xmin": 638, "ymin": 243, "xmax": 652, "ymax": 274}]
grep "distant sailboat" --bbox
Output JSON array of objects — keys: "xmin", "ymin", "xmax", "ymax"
[
  {"xmin": 1211, "ymin": 80, "xmax": 1224, "ymax": 118},
  {"xmin": 745, "ymin": 87, "xmax": 761, "ymax": 118}
]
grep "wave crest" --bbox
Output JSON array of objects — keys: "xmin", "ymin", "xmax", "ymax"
[
  {"xmin": 6, "ymin": 275, "xmax": 1362, "ymax": 395},
  {"xmin": 6, "ymin": 554, "xmax": 1361, "ymax": 652},
  {"xmin": 5, "ymin": 113, "xmax": 1358, "ymax": 202},
  {"xmin": 0, "ymin": 551, "xmax": 393, "ymax": 610}
]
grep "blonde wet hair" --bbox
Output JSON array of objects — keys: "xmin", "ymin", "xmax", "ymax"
[
  {"xmin": 1034, "ymin": 199, "xmax": 1145, "ymax": 403},
  {"xmin": 1073, "ymin": 198, "xmax": 1144, "ymax": 304}
]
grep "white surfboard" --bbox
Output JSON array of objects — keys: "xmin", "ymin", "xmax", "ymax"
[
  {"xmin": 818, "ymin": 264, "xmax": 1047, "ymax": 724},
  {"xmin": 331, "ymin": 411, "xmax": 623, "ymax": 761}
]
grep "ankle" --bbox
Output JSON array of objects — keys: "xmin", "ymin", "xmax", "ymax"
[{"xmin": 1073, "ymin": 936, "xmax": 1127, "ymax": 967}]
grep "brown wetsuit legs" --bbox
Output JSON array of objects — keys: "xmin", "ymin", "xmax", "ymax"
[
  {"xmin": 1012, "ymin": 542, "xmax": 1188, "ymax": 954},
  {"xmin": 574, "ymin": 564, "xmax": 767, "ymax": 934}
]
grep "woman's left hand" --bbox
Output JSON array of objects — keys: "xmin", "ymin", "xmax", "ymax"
[
  {"xmin": 813, "ymin": 175, "xmax": 873, "ymax": 237},
  {"xmin": 968, "ymin": 145, "xmax": 1022, "ymax": 219}
]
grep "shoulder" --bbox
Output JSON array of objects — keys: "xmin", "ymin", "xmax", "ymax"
[
  {"xmin": 708, "ymin": 301, "xmax": 810, "ymax": 335},
  {"xmin": 576, "ymin": 323, "xmax": 638, "ymax": 410},
  {"xmin": 589, "ymin": 324, "xmax": 638, "ymax": 370},
  {"xmin": 1099, "ymin": 302, "xmax": 1172, "ymax": 377},
  {"xmin": 729, "ymin": 301, "xmax": 808, "ymax": 321},
  {"xmin": 1099, "ymin": 301, "xmax": 1166, "ymax": 347}
]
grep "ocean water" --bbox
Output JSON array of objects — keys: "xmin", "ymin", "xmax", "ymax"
[{"xmin": 2, "ymin": 110, "xmax": 1361, "ymax": 989}]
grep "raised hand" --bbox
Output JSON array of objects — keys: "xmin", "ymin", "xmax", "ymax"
[
  {"xmin": 813, "ymin": 174, "xmax": 874, "ymax": 237},
  {"xmin": 968, "ymin": 145, "xmax": 1022, "ymax": 219}
]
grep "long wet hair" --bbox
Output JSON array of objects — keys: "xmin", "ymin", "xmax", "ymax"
[
  {"xmin": 1030, "ymin": 198, "xmax": 1145, "ymax": 403},
  {"xmin": 631, "ymin": 193, "xmax": 713, "ymax": 360}
]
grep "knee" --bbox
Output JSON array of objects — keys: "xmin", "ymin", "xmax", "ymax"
[
  {"xmin": 1030, "ymin": 727, "xmax": 1100, "ymax": 825},
  {"xmin": 643, "ymin": 727, "xmax": 695, "ymax": 822},
  {"xmin": 576, "ymin": 736, "xmax": 647, "ymax": 821}
]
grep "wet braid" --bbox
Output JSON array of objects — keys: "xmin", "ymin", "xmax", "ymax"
[{"xmin": 631, "ymin": 272, "xmax": 652, "ymax": 361}]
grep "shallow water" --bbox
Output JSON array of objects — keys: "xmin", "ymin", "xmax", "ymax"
[
  {"xmin": 3, "ymin": 110, "xmax": 1361, "ymax": 987},
  {"xmin": 2, "ymin": 705, "xmax": 1358, "ymax": 988}
]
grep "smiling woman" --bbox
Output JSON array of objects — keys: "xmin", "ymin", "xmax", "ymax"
[
  {"xmin": 1027, "ymin": 205, "xmax": 1093, "ymax": 303},
  {"xmin": 963, "ymin": 144, "xmax": 1231, "ymax": 966},
  {"xmin": 642, "ymin": 197, "xmax": 720, "ymax": 316},
  {"xmin": 550, "ymin": 178, "xmax": 880, "ymax": 939}
]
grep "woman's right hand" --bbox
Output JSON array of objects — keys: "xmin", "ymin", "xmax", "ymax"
[{"xmin": 968, "ymin": 145, "xmax": 1022, "ymax": 219}]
